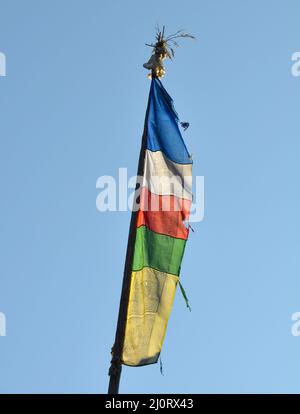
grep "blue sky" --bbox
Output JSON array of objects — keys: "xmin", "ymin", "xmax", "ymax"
[{"xmin": 0, "ymin": 0, "xmax": 300, "ymax": 393}]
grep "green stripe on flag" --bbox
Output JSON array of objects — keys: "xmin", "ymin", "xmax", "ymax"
[{"xmin": 132, "ymin": 225, "xmax": 186, "ymax": 276}]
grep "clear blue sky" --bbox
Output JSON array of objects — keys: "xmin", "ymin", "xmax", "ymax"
[{"xmin": 0, "ymin": 0, "xmax": 300, "ymax": 394}]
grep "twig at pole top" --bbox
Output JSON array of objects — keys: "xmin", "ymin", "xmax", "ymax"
[{"xmin": 143, "ymin": 25, "xmax": 196, "ymax": 79}]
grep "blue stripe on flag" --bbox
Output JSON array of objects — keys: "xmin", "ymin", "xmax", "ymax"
[{"xmin": 146, "ymin": 78, "xmax": 192, "ymax": 165}]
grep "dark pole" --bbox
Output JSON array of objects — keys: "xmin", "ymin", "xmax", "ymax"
[{"xmin": 108, "ymin": 83, "xmax": 152, "ymax": 394}]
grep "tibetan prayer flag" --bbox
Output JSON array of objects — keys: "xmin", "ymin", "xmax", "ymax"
[{"xmin": 122, "ymin": 78, "xmax": 192, "ymax": 366}]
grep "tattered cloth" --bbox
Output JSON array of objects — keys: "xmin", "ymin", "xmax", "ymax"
[{"xmin": 122, "ymin": 78, "xmax": 193, "ymax": 366}]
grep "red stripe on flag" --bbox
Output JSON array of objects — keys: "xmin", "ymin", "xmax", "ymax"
[{"xmin": 136, "ymin": 187, "xmax": 191, "ymax": 240}]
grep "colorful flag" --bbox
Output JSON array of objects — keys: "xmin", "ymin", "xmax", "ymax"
[{"xmin": 122, "ymin": 77, "xmax": 193, "ymax": 366}]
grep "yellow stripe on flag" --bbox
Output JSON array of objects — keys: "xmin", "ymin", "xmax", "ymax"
[{"xmin": 122, "ymin": 267, "xmax": 178, "ymax": 366}]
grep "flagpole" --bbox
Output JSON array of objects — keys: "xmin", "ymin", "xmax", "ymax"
[{"xmin": 108, "ymin": 84, "xmax": 152, "ymax": 394}]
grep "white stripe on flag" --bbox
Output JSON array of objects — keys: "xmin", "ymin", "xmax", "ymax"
[{"xmin": 142, "ymin": 149, "xmax": 192, "ymax": 201}]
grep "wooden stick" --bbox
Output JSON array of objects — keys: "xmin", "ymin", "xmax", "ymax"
[{"xmin": 107, "ymin": 83, "xmax": 152, "ymax": 394}]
